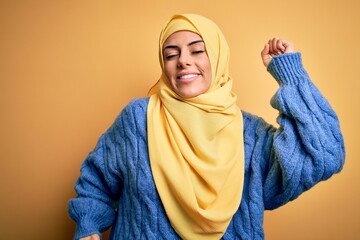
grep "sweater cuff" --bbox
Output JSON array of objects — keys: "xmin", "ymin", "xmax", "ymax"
[
  {"xmin": 69, "ymin": 199, "xmax": 115, "ymax": 240},
  {"xmin": 74, "ymin": 223, "xmax": 101, "ymax": 240},
  {"xmin": 267, "ymin": 52, "xmax": 309, "ymax": 85}
]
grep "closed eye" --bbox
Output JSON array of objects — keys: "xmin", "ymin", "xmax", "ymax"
[
  {"xmin": 165, "ymin": 54, "xmax": 178, "ymax": 60},
  {"xmin": 192, "ymin": 50, "xmax": 205, "ymax": 54}
]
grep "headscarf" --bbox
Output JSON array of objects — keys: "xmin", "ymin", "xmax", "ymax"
[{"xmin": 147, "ymin": 14, "xmax": 244, "ymax": 240}]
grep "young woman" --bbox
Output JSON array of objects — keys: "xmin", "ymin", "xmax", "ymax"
[{"xmin": 68, "ymin": 14, "xmax": 345, "ymax": 240}]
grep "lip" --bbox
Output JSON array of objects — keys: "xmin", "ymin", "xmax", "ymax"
[{"xmin": 176, "ymin": 72, "xmax": 201, "ymax": 83}]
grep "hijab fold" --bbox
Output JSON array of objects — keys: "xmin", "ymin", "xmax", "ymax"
[{"xmin": 147, "ymin": 14, "xmax": 245, "ymax": 240}]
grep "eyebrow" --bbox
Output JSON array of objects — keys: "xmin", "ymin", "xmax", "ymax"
[{"xmin": 164, "ymin": 40, "xmax": 204, "ymax": 50}]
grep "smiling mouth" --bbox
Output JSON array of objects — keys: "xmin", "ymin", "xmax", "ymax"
[
  {"xmin": 177, "ymin": 74, "xmax": 200, "ymax": 83},
  {"xmin": 178, "ymin": 73, "xmax": 199, "ymax": 79}
]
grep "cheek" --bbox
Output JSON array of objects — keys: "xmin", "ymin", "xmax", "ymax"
[
  {"xmin": 203, "ymin": 58, "xmax": 212, "ymax": 83},
  {"xmin": 164, "ymin": 62, "xmax": 175, "ymax": 79}
]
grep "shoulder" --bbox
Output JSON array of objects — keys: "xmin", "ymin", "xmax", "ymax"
[
  {"xmin": 111, "ymin": 97, "xmax": 149, "ymax": 133},
  {"xmin": 118, "ymin": 97, "xmax": 149, "ymax": 119},
  {"xmin": 123, "ymin": 97, "xmax": 150, "ymax": 113}
]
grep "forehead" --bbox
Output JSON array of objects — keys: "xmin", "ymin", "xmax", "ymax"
[{"xmin": 163, "ymin": 30, "xmax": 203, "ymax": 47}]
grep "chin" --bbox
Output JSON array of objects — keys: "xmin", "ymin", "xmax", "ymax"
[
  {"xmin": 173, "ymin": 85, "xmax": 208, "ymax": 99},
  {"xmin": 178, "ymin": 92, "xmax": 201, "ymax": 99}
]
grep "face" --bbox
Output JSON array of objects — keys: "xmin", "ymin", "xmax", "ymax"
[{"xmin": 163, "ymin": 31, "xmax": 212, "ymax": 99}]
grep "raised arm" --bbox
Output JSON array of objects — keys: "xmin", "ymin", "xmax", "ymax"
[{"xmin": 257, "ymin": 38, "xmax": 345, "ymax": 209}]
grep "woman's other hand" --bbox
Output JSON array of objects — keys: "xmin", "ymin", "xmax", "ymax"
[
  {"xmin": 261, "ymin": 38, "xmax": 294, "ymax": 67},
  {"xmin": 80, "ymin": 234, "xmax": 100, "ymax": 240}
]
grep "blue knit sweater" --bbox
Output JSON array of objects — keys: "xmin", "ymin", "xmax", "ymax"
[{"xmin": 68, "ymin": 53, "xmax": 345, "ymax": 240}]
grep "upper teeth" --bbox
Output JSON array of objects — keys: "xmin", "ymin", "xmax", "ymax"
[{"xmin": 179, "ymin": 74, "xmax": 198, "ymax": 79}]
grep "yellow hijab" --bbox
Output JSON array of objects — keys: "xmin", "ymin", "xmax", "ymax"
[{"xmin": 147, "ymin": 14, "xmax": 244, "ymax": 240}]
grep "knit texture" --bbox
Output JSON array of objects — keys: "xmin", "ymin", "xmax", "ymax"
[{"xmin": 68, "ymin": 53, "xmax": 345, "ymax": 240}]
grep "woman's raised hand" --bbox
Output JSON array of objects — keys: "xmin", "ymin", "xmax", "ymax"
[{"xmin": 261, "ymin": 38, "xmax": 294, "ymax": 67}]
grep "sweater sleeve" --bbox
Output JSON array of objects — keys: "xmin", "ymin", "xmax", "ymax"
[
  {"xmin": 68, "ymin": 106, "xmax": 130, "ymax": 239},
  {"xmin": 259, "ymin": 53, "xmax": 345, "ymax": 210}
]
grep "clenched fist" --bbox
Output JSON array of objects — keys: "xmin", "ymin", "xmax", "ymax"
[{"xmin": 261, "ymin": 38, "xmax": 294, "ymax": 67}]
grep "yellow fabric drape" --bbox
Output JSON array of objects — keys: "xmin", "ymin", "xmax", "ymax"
[{"xmin": 147, "ymin": 14, "xmax": 244, "ymax": 240}]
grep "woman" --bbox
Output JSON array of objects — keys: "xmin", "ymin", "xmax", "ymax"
[{"xmin": 68, "ymin": 14, "xmax": 345, "ymax": 240}]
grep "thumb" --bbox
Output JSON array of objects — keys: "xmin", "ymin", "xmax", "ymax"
[{"xmin": 261, "ymin": 43, "xmax": 272, "ymax": 67}]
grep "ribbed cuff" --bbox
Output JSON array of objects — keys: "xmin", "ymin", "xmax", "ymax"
[
  {"xmin": 267, "ymin": 52, "xmax": 309, "ymax": 85},
  {"xmin": 69, "ymin": 199, "xmax": 115, "ymax": 240},
  {"xmin": 72, "ymin": 208, "xmax": 103, "ymax": 240},
  {"xmin": 74, "ymin": 226, "xmax": 101, "ymax": 240}
]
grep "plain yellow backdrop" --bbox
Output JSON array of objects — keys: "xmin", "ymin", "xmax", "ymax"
[{"xmin": 0, "ymin": 0, "xmax": 358, "ymax": 239}]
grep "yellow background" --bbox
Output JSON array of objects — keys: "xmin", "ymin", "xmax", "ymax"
[{"xmin": 0, "ymin": 0, "xmax": 359, "ymax": 239}]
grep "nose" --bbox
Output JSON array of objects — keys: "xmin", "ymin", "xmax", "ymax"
[{"xmin": 177, "ymin": 51, "xmax": 192, "ymax": 68}]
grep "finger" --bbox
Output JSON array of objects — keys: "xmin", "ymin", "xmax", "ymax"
[
  {"xmin": 274, "ymin": 38, "xmax": 285, "ymax": 55},
  {"xmin": 268, "ymin": 39, "xmax": 274, "ymax": 55},
  {"xmin": 269, "ymin": 39, "xmax": 278, "ymax": 56},
  {"xmin": 269, "ymin": 38, "xmax": 282, "ymax": 55},
  {"xmin": 282, "ymin": 40, "xmax": 295, "ymax": 53},
  {"xmin": 276, "ymin": 39, "xmax": 286, "ymax": 53},
  {"xmin": 271, "ymin": 38, "xmax": 279, "ymax": 54}
]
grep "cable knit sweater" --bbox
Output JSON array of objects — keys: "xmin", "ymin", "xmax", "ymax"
[{"xmin": 68, "ymin": 53, "xmax": 345, "ymax": 240}]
